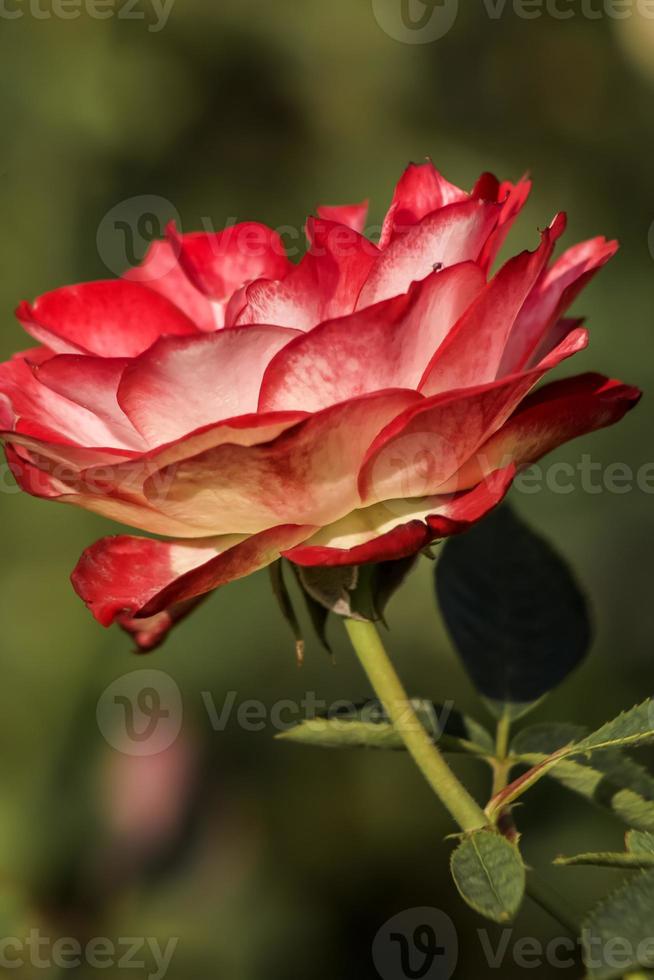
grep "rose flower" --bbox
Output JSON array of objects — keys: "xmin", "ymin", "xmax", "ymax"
[{"xmin": 0, "ymin": 162, "xmax": 640, "ymax": 649}]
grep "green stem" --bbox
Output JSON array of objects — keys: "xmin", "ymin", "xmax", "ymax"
[
  {"xmin": 344, "ymin": 618, "xmax": 583, "ymax": 938},
  {"xmin": 344, "ymin": 618, "xmax": 489, "ymax": 832},
  {"xmin": 491, "ymin": 711, "xmax": 518, "ymax": 840}
]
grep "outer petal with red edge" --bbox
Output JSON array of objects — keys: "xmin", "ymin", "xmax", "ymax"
[
  {"xmin": 71, "ymin": 524, "xmax": 317, "ymax": 648},
  {"xmin": 166, "ymin": 222, "xmax": 292, "ymax": 312},
  {"xmin": 419, "ymin": 215, "xmax": 566, "ymax": 396},
  {"xmin": 33, "ymin": 354, "xmax": 145, "ymax": 449},
  {"xmin": 357, "ymin": 199, "xmax": 500, "ymax": 309},
  {"xmin": 499, "ymin": 236, "xmax": 618, "ymax": 374},
  {"xmin": 142, "ymin": 390, "xmax": 422, "ymax": 535},
  {"xmin": 316, "ymin": 201, "xmax": 369, "ymax": 234},
  {"xmin": 123, "ymin": 240, "xmax": 218, "ymax": 332},
  {"xmin": 435, "ymin": 373, "xmax": 642, "ymax": 493},
  {"xmin": 16, "ymin": 280, "xmax": 198, "ymax": 357},
  {"xmin": 235, "ymin": 218, "xmax": 378, "ymax": 330},
  {"xmin": 378, "ymin": 161, "xmax": 469, "ymax": 248},
  {"xmin": 358, "ymin": 327, "xmax": 588, "ymax": 506},
  {"xmin": 116, "ymin": 326, "xmax": 300, "ymax": 446},
  {"xmin": 258, "ymin": 262, "xmax": 485, "ymax": 413},
  {"xmin": 7, "ymin": 413, "xmax": 310, "ymax": 539},
  {"xmin": 478, "ymin": 176, "xmax": 532, "ymax": 274},
  {"xmin": 284, "ymin": 467, "xmax": 516, "ymax": 567},
  {"xmin": 0, "ymin": 351, "xmax": 139, "ymax": 452}
]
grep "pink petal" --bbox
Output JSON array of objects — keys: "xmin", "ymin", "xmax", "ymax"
[
  {"xmin": 235, "ymin": 218, "xmax": 379, "ymax": 330},
  {"xmin": 499, "ymin": 236, "xmax": 618, "ymax": 374},
  {"xmin": 142, "ymin": 390, "xmax": 421, "ymax": 535},
  {"xmin": 316, "ymin": 200, "xmax": 369, "ymax": 234},
  {"xmin": 357, "ymin": 199, "xmax": 500, "ymax": 309},
  {"xmin": 167, "ymin": 222, "xmax": 292, "ymax": 308},
  {"xmin": 478, "ymin": 176, "xmax": 532, "ymax": 273},
  {"xmin": 438, "ymin": 373, "xmax": 642, "ymax": 492},
  {"xmin": 258, "ymin": 262, "xmax": 486, "ymax": 413},
  {"xmin": 0, "ymin": 351, "xmax": 140, "ymax": 452},
  {"xmin": 123, "ymin": 239, "xmax": 218, "ymax": 332},
  {"xmin": 117, "ymin": 326, "xmax": 300, "ymax": 446},
  {"xmin": 5, "ymin": 445, "xmax": 206, "ymax": 537},
  {"xmin": 419, "ymin": 214, "xmax": 566, "ymax": 396},
  {"xmin": 71, "ymin": 524, "xmax": 317, "ymax": 649},
  {"xmin": 34, "ymin": 354, "xmax": 145, "ymax": 449},
  {"xmin": 16, "ymin": 280, "xmax": 198, "ymax": 357},
  {"xmin": 379, "ymin": 161, "xmax": 469, "ymax": 249},
  {"xmin": 358, "ymin": 327, "xmax": 588, "ymax": 505},
  {"xmin": 285, "ymin": 467, "xmax": 516, "ymax": 567}
]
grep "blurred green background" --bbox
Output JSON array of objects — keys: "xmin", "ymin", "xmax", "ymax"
[{"xmin": 0, "ymin": 1, "xmax": 653, "ymax": 977}]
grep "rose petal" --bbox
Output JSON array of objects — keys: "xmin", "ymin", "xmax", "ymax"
[
  {"xmin": 478, "ymin": 176, "xmax": 532, "ymax": 273},
  {"xmin": 358, "ymin": 327, "xmax": 588, "ymax": 505},
  {"xmin": 142, "ymin": 390, "xmax": 422, "ymax": 535},
  {"xmin": 34, "ymin": 354, "xmax": 145, "ymax": 449},
  {"xmin": 379, "ymin": 161, "xmax": 469, "ymax": 248},
  {"xmin": 16, "ymin": 280, "xmax": 198, "ymax": 357},
  {"xmin": 123, "ymin": 239, "xmax": 219, "ymax": 332},
  {"xmin": 499, "ymin": 236, "xmax": 618, "ymax": 374},
  {"xmin": 117, "ymin": 326, "xmax": 300, "ymax": 445},
  {"xmin": 419, "ymin": 214, "xmax": 566, "ymax": 396},
  {"xmin": 167, "ymin": 222, "xmax": 292, "ymax": 312},
  {"xmin": 71, "ymin": 524, "xmax": 316, "ymax": 635},
  {"xmin": 316, "ymin": 201, "xmax": 369, "ymax": 234},
  {"xmin": 285, "ymin": 466, "xmax": 516, "ymax": 566},
  {"xmin": 357, "ymin": 199, "xmax": 500, "ymax": 309},
  {"xmin": 235, "ymin": 218, "xmax": 378, "ymax": 330},
  {"xmin": 258, "ymin": 262, "xmax": 486, "ymax": 412},
  {"xmin": 0, "ymin": 351, "xmax": 139, "ymax": 451},
  {"xmin": 437, "ymin": 373, "xmax": 642, "ymax": 492}
]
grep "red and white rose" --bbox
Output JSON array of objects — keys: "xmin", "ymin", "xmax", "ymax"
[{"xmin": 0, "ymin": 162, "xmax": 640, "ymax": 649}]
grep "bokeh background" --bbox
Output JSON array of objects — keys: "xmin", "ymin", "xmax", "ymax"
[{"xmin": 0, "ymin": 1, "xmax": 653, "ymax": 977}]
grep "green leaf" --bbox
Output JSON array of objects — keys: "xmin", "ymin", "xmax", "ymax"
[
  {"xmin": 627, "ymin": 831, "xmax": 654, "ymax": 856},
  {"xmin": 450, "ymin": 830, "xmax": 525, "ymax": 923},
  {"xmin": 583, "ymin": 870, "xmax": 654, "ymax": 979},
  {"xmin": 575, "ymin": 700, "xmax": 654, "ymax": 754},
  {"xmin": 555, "ymin": 852, "xmax": 654, "ymax": 870},
  {"xmin": 512, "ymin": 724, "xmax": 654, "ymax": 833},
  {"xmin": 498, "ymin": 701, "xmax": 654, "ymax": 813},
  {"xmin": 276, "ymin": 699, "xmax": 494, "ymax": 756},
  {"xmin": 435, "ymin": 506, "xmax": 591, "ymax": 719}
]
